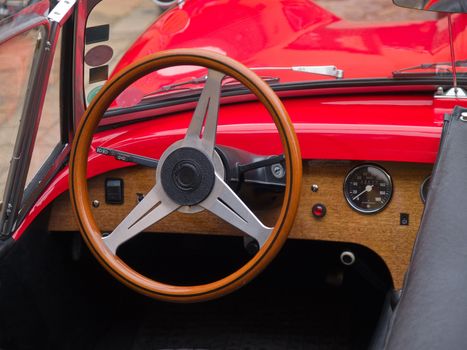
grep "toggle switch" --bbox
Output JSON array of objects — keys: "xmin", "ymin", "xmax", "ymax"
[{"xmin": 105, "ymin": 178, "xmax": 124, "ymax": 204}]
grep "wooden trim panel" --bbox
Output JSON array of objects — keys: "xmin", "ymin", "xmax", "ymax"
[{"xmin": 49, "ymin": 160, "xmax": 432, "ymax": 289}]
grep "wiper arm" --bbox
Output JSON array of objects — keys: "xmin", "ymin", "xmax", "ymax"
[
  {"xmin": 393, "ymin": 60, "xmax": 467, "ymax": 77},
  {"xmin": 251, "ymin": 65, "xmax": 344, "ymax": 79},
  {"xmin": 153, "ymin": 64, "xmax": 343, "ymax": 95}
]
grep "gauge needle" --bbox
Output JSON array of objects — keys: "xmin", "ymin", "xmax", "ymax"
[{"xmin": 352, "ymin": 185, "xmax": 374, "ymax": 200}]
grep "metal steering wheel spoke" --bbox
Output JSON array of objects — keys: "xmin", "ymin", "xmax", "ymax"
[
  {"xmin": 183, "ymin": 69, "xmax": 225, "ymax": 157},
  {"xmin": 103, "ymin": 185, "xmax": 179, "ymax": 254},
  {"xmin": 201, "ymin": 173, "xmax": 273, "ymax": 248}
]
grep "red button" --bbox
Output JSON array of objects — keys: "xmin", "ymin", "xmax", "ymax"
[{"xmin": 312, "ymin": 204, "xmax": 326, "ymax": 218}]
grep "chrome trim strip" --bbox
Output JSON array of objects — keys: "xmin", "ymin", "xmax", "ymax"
[
  {"xmin": 0, "ymin": 18, "xmax": 62, "ymax": 237},
  {"xmin": 48, "ymin": 0, "xmax": 77, "ymax": 24}
]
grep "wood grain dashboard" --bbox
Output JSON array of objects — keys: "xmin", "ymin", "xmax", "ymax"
[{"xmin": 48, "ymin": 161, "xmax": 432, "ymax": 289}]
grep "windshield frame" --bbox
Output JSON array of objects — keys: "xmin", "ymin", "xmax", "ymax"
[
  {"xmin": 0, "ymin": 1, "xmax": 55, "ymax": 238},
  {"xmin": 0, "ymin": 0, "xmax": 70, "ymax": 240},
  {"xmin": 73, "ymin": 0, "xmax": 467, "ymax": 131},
  {"xmin": 96, "ymin": 76, "xmax": 457, "ymax": 128}
]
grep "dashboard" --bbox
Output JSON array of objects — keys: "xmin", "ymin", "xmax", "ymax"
[{"xmin": 48, "ymin": 160, "xmax": 431, "ymax": 288}]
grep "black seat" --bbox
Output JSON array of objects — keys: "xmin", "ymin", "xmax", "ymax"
[{"xmin": 384, "ymin": 107, "xmax": 467, "ymax": 349}]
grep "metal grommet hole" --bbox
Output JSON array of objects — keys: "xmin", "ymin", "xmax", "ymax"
[{"xmin": 340, "ymin": 251, "xmax": 356, "ymax": 266}]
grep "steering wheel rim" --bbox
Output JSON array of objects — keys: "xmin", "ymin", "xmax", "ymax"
[{"xmin": 69, "ymin": 49, "xmax": 302, "ymax": 302}]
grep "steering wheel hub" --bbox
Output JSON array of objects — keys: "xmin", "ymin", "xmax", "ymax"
[{"xmin": 160, "ymin": 147, "xmax": 215, "ymax": 206}]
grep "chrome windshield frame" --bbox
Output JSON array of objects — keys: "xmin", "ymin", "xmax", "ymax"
[{"xmin": 0, "ymin": 0, "xmax": 72, "ymax": 238}]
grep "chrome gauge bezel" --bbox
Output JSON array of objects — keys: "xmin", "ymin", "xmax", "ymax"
[
  {"xmin": 343, "ymin": 164, "xmax": 393, "ymax": 214},
  {"xmin": 420, "ymin": 175, "xmax": 431, "ymax": 204}
]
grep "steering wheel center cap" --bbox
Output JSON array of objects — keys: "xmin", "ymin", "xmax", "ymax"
[
  {"xmin": 161, "ymin": 147, "xmax": 215, "ymax": 206},
  {"xmin": 173, "ymin": 161, "xmax": 201, "ymax": 191}
]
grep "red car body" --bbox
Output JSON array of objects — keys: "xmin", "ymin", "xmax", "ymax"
[
  {"xmin": 115, "ymin": 0, "xmax": 467, "ymax": 85},
  {"xmin": 13, "ymin": 0, "xmax": 467, "ymax": 239}
]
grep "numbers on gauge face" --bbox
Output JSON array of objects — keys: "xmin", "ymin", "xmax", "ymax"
[{"xmin": 344, "ymin": 164, "xmax": 393, "ymax": 214}]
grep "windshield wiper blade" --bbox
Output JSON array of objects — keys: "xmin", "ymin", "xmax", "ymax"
[
  {"xmin": 153, "ymin": 75, "xmax": 280, "ymax": 96},
  {"xmin": 159, "ymin": 76, "xmax": 209, "ymax": 92},
  {"xmin": 393, "ymin": 60, "xmax": 467, "ymax": 77},
  {"xmin": 139, "ymin": 75, "xmax": 280, "ymax": 102}
]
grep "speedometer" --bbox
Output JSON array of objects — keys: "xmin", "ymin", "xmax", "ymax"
[{"xmin": 344, "ymin": 164, "xmax": 393, "ymax": 214}]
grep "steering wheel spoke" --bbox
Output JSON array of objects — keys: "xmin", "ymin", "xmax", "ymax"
[
  {"xmin": 202, "ymin": 173, "xmax": 273, "ymax": 248},
  {"xmin": 103, "ymin": 185, "xmax": 179, "ymax": 253},
  {"xmin": 184, "ymin": 69, "xmax": 225, "ymax": 157}
]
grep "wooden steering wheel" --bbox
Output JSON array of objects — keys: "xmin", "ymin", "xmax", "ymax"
[{"xmin": 69, "ymin": 49, "xmax": 302, "ymax": 302}]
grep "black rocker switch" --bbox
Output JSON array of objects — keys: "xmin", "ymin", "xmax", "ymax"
[{"xmin": 105, "ymin": 178, "xmax": 124, "ymax": 204}]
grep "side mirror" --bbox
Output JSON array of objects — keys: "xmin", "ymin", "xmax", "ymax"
[{"xmin": 393, "ymin": 0, "xmax": 467, "ymax": 13}]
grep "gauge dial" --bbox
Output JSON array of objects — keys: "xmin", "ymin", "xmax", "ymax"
[
  {"xmin": 344, "ymin": 164, "xmax": 393, "ymax": 214},
  {"xmin": 420, "ymin": 175, "xmax": 431, "ymax": 204}
]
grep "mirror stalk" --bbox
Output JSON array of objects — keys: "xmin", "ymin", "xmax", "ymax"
[
  {"xmin": 448, "ymin": 14, "xmax": 458, "ymax": 90},
  {"xmin": 435, "ymin": 14, "xmax": 467, "ymax": 99}
]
